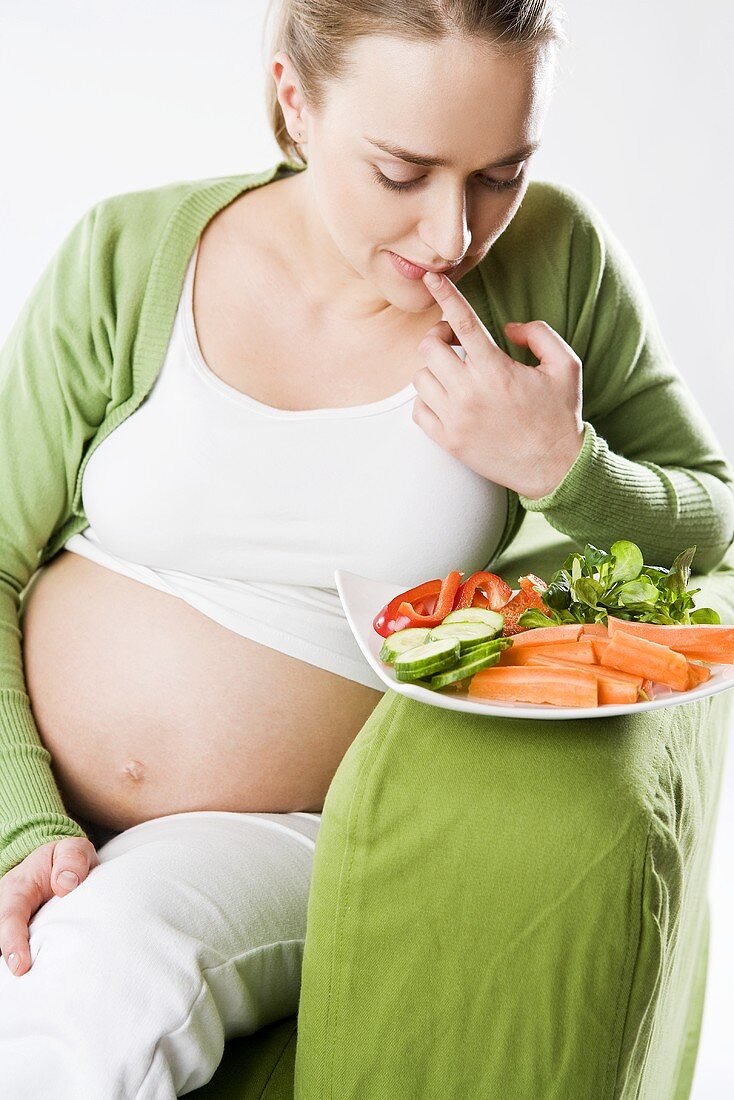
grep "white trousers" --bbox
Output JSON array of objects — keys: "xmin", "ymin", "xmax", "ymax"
[{"xmin": 0, "ymin": 809, "xmax": 322, "ymax": 1098}]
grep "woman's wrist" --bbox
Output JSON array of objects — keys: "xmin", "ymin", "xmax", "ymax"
[{"xmin": 519, "ymin": 425, "xmax": 587, "ymax": 502}]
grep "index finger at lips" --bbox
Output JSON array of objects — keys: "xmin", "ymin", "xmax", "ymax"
[{"xmin": 422, "ymin": 271, "xmax": 500, "ymax": 358}]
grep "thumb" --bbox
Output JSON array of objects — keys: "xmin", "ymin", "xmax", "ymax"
[
  {"xmin": 504, "ymin": 320, "xmax": 530, "ymax": 345},
  {"xmin": 50, "ymin": 837, "xmax": 98, "ymax": 897},
  {"xmin": 504, "ymin": 319, "xmax": 580, "ymax": 370}
]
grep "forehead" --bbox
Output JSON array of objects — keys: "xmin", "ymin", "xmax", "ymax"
[{"xmin": 329, "ymin": 33, "xmax": 551, "ymax": 157}]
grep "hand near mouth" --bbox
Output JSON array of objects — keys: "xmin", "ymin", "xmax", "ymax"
[{"xmin": 413, "ymin": 270, "xmax": 585, "ymax": 500}]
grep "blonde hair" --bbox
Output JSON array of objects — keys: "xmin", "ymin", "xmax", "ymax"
[{"xmin": 261, "ymin": 0, "xmax": 569, "ymax": 168}]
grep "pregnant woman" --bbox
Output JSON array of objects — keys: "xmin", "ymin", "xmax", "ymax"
[{"xmin": 1, "ymin": 0, "xmax": 732, "ymax": 1095}]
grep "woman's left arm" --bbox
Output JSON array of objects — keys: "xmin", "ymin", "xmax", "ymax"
[{"xmin": 413, "ymin": 202, "xmax": 734, "ymax": 573}]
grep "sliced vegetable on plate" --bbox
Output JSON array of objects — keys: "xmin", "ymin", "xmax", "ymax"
[{"xmin": 372, "ymin": 539, "xmax": 733, "ymax": 707}]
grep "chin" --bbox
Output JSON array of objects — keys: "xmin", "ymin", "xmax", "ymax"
[{"xmin": 382, "ymin": 280, "xmax": 439, "ymax": 314}]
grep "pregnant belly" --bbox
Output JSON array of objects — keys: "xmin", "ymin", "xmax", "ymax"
[{"xmin": 20, "ymin": 551, "xmax": 384, "ymax": 832}]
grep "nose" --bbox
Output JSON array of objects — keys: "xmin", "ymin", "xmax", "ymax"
[{"xmin": 421, "ymin": 182, "xmax": 471, "ymax": 268}]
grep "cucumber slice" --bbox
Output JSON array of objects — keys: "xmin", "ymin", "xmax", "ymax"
[
  {"xmin": 461, "ymin": 637, "xmax": 512, "ymax": 659},
  {"xmin": 393, "ymin": 638, "xmax": 461, "ymax": 681},
  {"xmin": 427, "ymin": 621, "xmax": 502, "ymax": 656},
  {"xmin": 440, "ymin": 608, "xmax": 504, "ymax": 637},
  {"xmin": 430, "ymin": 648, "xmax": 503, "ymax": 690},
  {"xmin": 379, "ymin": 627, "xmax": 432, "ymax": 665}
]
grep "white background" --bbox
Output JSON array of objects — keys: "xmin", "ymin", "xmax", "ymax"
[{"xmin": 0, "ymin": 2, "xmax": 732, "ymax": 1092}]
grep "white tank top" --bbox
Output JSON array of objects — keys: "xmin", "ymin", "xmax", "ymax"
[{"xmin": 63, "ymin": 240, "xmax": 508, "ymax": 692}]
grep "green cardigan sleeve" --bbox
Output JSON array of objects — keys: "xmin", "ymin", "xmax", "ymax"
[
  {"xmin": 0, "ymin": 203, "xmax": 111, "ymax": 876},
  {"xmin": 514, "ymin": 185, "xmax": 734, "ymax": 573}
]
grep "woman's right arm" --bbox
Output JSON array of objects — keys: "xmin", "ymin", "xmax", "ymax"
[{"xmin": 0, "ymin": 202, "xmax": 112, "ymax": 877}]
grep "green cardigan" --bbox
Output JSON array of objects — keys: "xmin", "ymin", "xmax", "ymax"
[{"xmin": 0, "ymin": 158, "xmax": 732, "ymax": 876}]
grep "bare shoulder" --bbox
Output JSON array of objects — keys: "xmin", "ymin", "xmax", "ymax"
[{"xmin": 201, "ymin": 174, "xmax": 296, "ymax": 260}]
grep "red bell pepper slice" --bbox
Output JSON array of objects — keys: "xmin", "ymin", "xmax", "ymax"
[
  {"xmin": 373, "ymin": 578, "xmax": 443, "ymax": 638},
  {"xmin": 453, "ymin": 571, "xmax": 513, "ymax": 611},
  {"xmin": 518, "ymin": 573, "xmax": 548, "ymax": 593},
  {"xmin": 397, "ymin": 570, "xmax": 464, "ymax": 628},
  {"xmin": 501, "ymin": 587, "xmax": 549, "ymax": 635}
]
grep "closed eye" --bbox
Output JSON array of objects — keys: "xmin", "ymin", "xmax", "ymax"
[{"xmin": 372, "ymin": 166, "xmax": 526, "ymax": 194}]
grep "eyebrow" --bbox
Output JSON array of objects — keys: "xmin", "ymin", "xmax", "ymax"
[{"xmin": 364, "ymin": 136, "xmax": 541, "ymax": 169}]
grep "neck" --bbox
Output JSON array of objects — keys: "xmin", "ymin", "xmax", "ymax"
[{"xmin": 276, "ymin": 170, "xmax": 442, "ymax": 334}]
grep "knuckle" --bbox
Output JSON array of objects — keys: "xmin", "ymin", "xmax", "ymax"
[
  {"xmin": 55, "ymin": 836, "xmax": 87, "ymax": 855},
  {"xmin": 458, "ymin": 381, "xmax": 474, "ymax": 407},
  {"xmin": 560, "ymin": 351, "xmax": 581, "ymax": 372},
  {"xmin": 456, "ymin": 314, "xmax": 477, "ymax": 338},
  {"xmin": 443, "ymin": 425, "xmax": 463, "ymax": 454},
  {"xmin": 454, "ymin": 409, "xmax": 471, "ymax": 437},
  {"xmin": 54, "ymin": 839, "xmax": 90, "ymax": 867},
  {"xmin": 58, "ymin": 846, "xmax": 87, "ymax": 867},
  {"xmin": 0, "ymin": 885, "xmax": 27, "ymax": 914}
]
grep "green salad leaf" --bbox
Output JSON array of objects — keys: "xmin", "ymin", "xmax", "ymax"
[{"xmin": 518, "ymin": 540, "xmax": 720, "ymax": 629}]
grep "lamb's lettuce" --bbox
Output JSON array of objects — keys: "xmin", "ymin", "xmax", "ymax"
[{"xmin": 518, "ymin": 540, "xmax": 720, "ymax": 628}]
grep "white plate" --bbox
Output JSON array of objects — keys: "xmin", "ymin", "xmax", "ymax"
[{"xmin": 334, "ymin": 568, "xmax": 734, "ymax": 720}]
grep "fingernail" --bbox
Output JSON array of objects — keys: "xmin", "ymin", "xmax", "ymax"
[
  {"xmin": 8, "ymin": 952, "xmax": 20, "ymax": 974},
  {"xmin": 423, "ymin": 271, "xmax": 441, "ymax": 288},
  {"xmin": 58, "ymin": 870, "xmax": 79, "ymax": 889}
]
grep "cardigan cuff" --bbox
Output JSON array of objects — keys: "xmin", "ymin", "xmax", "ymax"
[{"xmin": 0, "ymin": 689, "xmax": 90, "ymax": 877}]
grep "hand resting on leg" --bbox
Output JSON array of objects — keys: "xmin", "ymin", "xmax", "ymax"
[{"xmin": 0, "ymin": 837, "xmax": 100, "ymax": 977}]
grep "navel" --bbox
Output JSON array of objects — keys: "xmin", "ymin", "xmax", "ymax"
[{"xmin": 120, "ymin": 758, "xmax": 145, "ymax": 782}]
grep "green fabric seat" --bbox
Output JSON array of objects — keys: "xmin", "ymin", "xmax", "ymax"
[{"xmin": 189, "ymin": 511, "xmax": 733, "ymax": 1099}]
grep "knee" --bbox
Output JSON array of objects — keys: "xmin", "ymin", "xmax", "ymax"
[{"xmin": 324, "ymin": 691, "xmax": 696, "ymax": 894}]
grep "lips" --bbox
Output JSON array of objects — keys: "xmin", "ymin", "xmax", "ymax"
[
  {"xmin": 394, "ymin": 252, "xmax": 454, "ymax": 274},
  {"xmin": 388, "ymin": 251, "xmax": 457, "ymax": 281}
]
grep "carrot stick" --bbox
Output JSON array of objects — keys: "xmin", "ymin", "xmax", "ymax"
[
  {"xmin": 497, "ymin": 646, "xmax": 548, "ymax": 666},
  {"xmin": 526, "ymin": 653, "xmax": 644, "ymax": 688},
  {"xmin": 597, "ymin": 679, "xmax": 640, "ymax": 705},
  {"xmin": 674, "ymin": 650, "xmax": 720, "ymax": 664},
  {"xmin": 521, "ymin": 638, "xmax": 598, "ymax": 664},
  {"xmin": 468, "ymin": 665, "xmax": 598, "ymax": 707},
  {"xmin": 606, "ymin": 616, "xmax": 734, "ymax": 663},
  {"xmin": 507, "ymin": 625, "xmax": 583, "ymax": 648},
  {"xmin": 685, "ymin": 661, "xmax": 712, "ymax": 690},
  {"xmin": 580, "ymin": 623, "xmax": 609, "ymax": 637},
  {"xmin": 589, "ymin": 636, "xmax": 611, "ymax": 662},
  {"xmin": 600, "ymin": 631, "xmax": 689, "ymax": 691},
  {"xmin": 525, "ymin": 655, "xmax": 644, "ymax": 705},
  {"xmin": 498, "ymin": 638, "xmax": 596, "ymax": 666}
]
